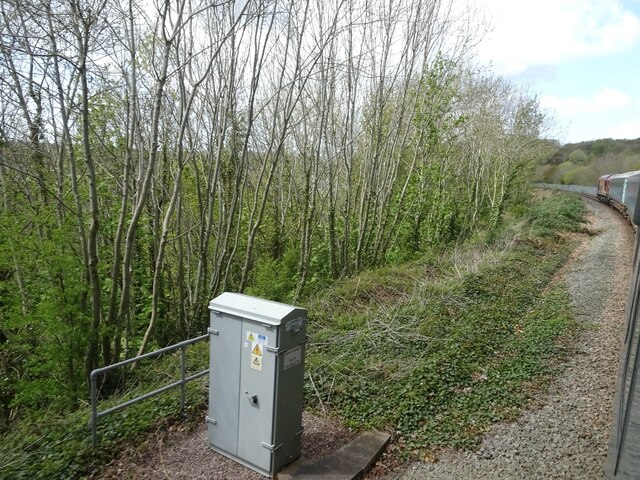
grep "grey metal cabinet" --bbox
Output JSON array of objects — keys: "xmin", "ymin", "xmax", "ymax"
[{"xmin": 207, "ymin": 292, "xmax": 307, "ymax": 477}]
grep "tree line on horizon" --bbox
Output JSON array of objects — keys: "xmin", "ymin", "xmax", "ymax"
[
  {"xmin": 0, "ymin": 0, "xmax": 549, "ymax": 428},
  {"xmin": 536, "ymin": 138, "xmax": 640, "ymax": 186}
]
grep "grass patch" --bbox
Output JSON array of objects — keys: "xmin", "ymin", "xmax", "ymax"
[{"xmin": 305, "ymin": 193, "xmax": 586, "ymax": 456}]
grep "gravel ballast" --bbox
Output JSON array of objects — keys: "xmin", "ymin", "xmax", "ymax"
[{"xmin": 385, "ymin": 199, "xmax": 635, "ymax": 480}]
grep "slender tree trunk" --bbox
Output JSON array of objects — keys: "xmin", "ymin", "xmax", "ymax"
[{"xmin": 70, "ymin": 3, "xmax": 103, "ymax": 378}]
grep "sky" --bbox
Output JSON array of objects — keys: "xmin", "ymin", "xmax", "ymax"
[{"xmin": 470, "ymin": 0, "xmax": 640, "ymax": 144}]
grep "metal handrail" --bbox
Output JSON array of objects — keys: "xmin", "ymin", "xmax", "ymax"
[{"xmin": 89, "ymin": 333, "xmax": 209, "ymax": 447}]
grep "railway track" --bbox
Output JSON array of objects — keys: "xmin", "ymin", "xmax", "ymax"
[{"xmin": 535, "ymin": 181, "xmax": 640, "ymax": 477}]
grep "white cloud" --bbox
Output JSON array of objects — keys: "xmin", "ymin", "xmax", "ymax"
[
  {"xmin": 607, "ymin": 120, "xmax": 640, "ymax": 139},
  {"xmin": 541, "ymin": 87, "xmax": 630, "ymax": 114},
  {"xmin": 473, "ymin": 0, "xmax": 640, "ymax": 75}
]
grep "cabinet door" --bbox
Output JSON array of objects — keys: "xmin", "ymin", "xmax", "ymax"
[
  {"xmin": 208, "ymin": 313, "xmax": 242, "ymax": 456},
  {"xmin": 237, "ymin": 322, "xmax": 277, "ymax": 473}
]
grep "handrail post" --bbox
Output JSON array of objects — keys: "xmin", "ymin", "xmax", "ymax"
[
  {"xmin": 180, "ymin": 344, "xmax": 186, "ymax": 417},
  {"xmin": 88, "ymin": 333, "xmax": 209, "ymax": 448},
  {"xmin": 91, "ymin": 373, "xmax": 98, "ymax": 448}
]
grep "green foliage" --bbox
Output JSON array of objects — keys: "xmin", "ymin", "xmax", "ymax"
[
  {"xmin": 304, "ymin": 193, "xmax": 584, "ymax": 455},
  {"xmin": 538, "ymin": 138, "xmax": 640, "ymax": 185},
  {"xmin": 560, "ymin": 165, "xmax": 596, "ymax": 186},
  {"xmin": 247, "ymin": 248, "xmax": 299, "ymax": 302},
  {"xmin": 547, "ymin": 138, "xmax": 640, "ymax": 165},
  {"xmin": 526, "ymin": 193, "xmax": 587, "ymax": 236},
  {"xmin": 0, "ymin": 342, "xmax": 209, "ymax": 479},
  {"xmin": 305, "ymin": 237, "xmax": 334, "ymax": 294},
  {"xmin": 0, "ymin": 382, "xmax": 207, "ymax": 480},
  {"xmin": 0, "ymin": 206, "xmax": 91, "ymax": 418},
  {"xmin": 567, "ymin": 149, "xmax": 589, "ymax": 164}
]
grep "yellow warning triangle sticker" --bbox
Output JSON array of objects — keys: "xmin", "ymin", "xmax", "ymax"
[
  {"xmin": 248, "ymin": 333, "xmax": 255, "ymax": 341},
  {"xmin": 252, "ymin": 344, "xmax": 262, "ymax": 356},
  {"xmin": 253, "ymin": 357, "xmax": 261, "ymax": 365}
]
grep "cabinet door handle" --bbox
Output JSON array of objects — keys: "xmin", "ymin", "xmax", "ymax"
[{"xmin": 244, "ymin": 391, "xmax": 258, "ymax": 404}]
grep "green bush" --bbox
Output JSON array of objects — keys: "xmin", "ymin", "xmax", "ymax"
[
  {"xmin": 526, "ymin": 193, "xmax": 586, "ymax": 236},
  {"xmin": 247, "ymin": 248, "xmax": 299, "ymax": 302}
]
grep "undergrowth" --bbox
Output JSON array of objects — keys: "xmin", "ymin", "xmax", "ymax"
[
  {"xmin": 305, "ymin": 192, "xmax": 587, "ymax": 455},
  {"xmin": 0, "ymin": 342, "xmax": 209, "ymax": 480}
]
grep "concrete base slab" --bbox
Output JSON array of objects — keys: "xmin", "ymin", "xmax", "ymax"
[{"xmin": 277, "ymin": 430, "xmax": 391, "ymax": 480}]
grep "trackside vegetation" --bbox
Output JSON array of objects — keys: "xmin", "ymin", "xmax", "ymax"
[
  {"xmin": 0, "ymin": 192, "xmax": 588, "ymax": 477},
  {"xmin": 305, "ymin": 192, "xmax": 587, "ymax": 454}
]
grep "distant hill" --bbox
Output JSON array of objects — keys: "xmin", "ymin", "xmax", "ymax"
[{"xmin": 536, "ymin": 138, "xmax": 640, "ymax": 186}]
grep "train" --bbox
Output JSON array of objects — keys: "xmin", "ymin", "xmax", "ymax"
[{"xmin": 596, "ymin": 171, "xmax": 640, "ymax": 225}]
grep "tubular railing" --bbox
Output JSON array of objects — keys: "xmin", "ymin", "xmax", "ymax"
[{"xmin": 89, "ymin": 333, "xmax": 209, "ymax": 448}]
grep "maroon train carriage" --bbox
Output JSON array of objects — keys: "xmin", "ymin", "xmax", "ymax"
[{"xmin": 597, "ymin": 174, "xmax": 612, "ymax": 202}]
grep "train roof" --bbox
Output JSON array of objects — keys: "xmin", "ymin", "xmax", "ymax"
[{"xmin": 608, "ymin": 170, "xmax": 640, "ymax": 180}]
